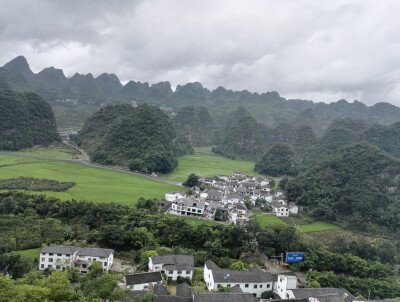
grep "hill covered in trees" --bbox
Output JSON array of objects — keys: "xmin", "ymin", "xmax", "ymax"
[
  {"xmin": 285, "ymin": 143, "xmax": 400, "ymax": 231},
  {"xmin": 0, "ymin": 90, "xmax": 60, "ymax": 150},
  {"xmin": 173, "ymin": 106, "xmax": 212, "ymax": 146},
  {"xmin": 76, "ymin": 104, "xmax": 192, "ymax": 173},
  {"xmin": 2, "ymin": 56, "xmax": 400, "ymax": 132}
]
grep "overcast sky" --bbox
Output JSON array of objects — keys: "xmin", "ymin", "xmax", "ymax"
[{"xmin": 1, "ymin": 0, "xmax": 400, "ymax": 106}]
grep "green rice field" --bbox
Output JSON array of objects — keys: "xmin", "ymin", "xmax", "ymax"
[
  {"xmin": 0, "ymin": 154, "xmax": 180, "ymax": 204},
  {"xmin": 162, "ymin": 147, "xmax": 260, "ymax": 182}
]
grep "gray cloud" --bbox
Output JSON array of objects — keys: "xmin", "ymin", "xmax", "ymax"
[{"xmin": 1, "ymin": 0, "xmax": 400, "ymax": 106}]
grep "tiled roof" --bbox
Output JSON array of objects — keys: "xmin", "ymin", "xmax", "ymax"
[
  {"xmin": 125, "ymin": 272, "xmax": 162, "ymax": 285},
  {"xmin": 151, "ymin": 255, "xmax": 194, "ymax": 270},
  {"xmin": 40, "ymin": 245, "xmax": 78, "ymax": 255},
  {"xmin": 206, "ymin": 260, "xmax": 273, "ymax": 283},
  {"xmin": 76, "ymin": 247, "xmax": 113, "ymax": 258}
]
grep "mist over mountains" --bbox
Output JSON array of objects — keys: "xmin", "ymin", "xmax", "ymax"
[{"xmin": 2, "ymin": 56, "xmax": 400, "ymax": 132}]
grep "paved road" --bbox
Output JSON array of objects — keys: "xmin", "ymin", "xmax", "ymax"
[{"xmin": 0, "ymin": 142, "xmax": 183, "ymax": 187}]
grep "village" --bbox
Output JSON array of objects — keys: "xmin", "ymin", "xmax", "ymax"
[
  {"xmin": 161, "ymin": 172, "xmax": 298, "ymax": 226},
  {"xmin": 38, "ymin": 246, "xmax": 357, "ymax": 302}
]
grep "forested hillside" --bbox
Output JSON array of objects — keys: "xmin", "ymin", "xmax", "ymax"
[
  {"xmin": 173, "ymin": 106, "xmax": 212, "ymax": 146},
  {"xmin": 76, "ymin": 104, "xmax": 192, "ymax": 173},
  {"xmin": 2, "ymin": 56, "xmax": 400, "ymax": 132},
  {"xmin": 0, "ymin": 90, "xmax": 60, "ymax": 150},
  {"xmin": 285, "ymin": 143, "xmax": 400, "ymax": 231}
]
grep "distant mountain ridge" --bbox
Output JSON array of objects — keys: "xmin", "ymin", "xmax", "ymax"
[{"xmin": 2, "ymin": 55, "xmax": 400, "ymax": 131}]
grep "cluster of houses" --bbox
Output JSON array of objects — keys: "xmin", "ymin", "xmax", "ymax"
[
  {"xmin": 125, "ymin": 254, "xmax": 356, "ymax": 302},
  {"xmin": 39, "ymin": 246, "xmax": 358, "ymax": 302},
  {"xmin": 162, "ymin": 172, "xmax": 298, "ymax": 226}
]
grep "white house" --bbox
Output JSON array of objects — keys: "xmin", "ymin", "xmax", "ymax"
[
  {"xmin": 228, "ymin": 203, "xmax": 248, "ymax": 226},
  {"xmin": 274, "ymin": 190, "xmax": 285, "ymax": 197},
  {"xmin": 149, "ymin": 254, "xmax": 194, "ymax": 281},
  {"xmin": 171, "ymin": 198, "xmax": 205, "ymax": 216},
  {"xmin": 274, "ymin": 275, "xmax": 355, "ymax": 302},
  {"xmin": 125, "ymin": 272, "xmax": 162, "ymax": 290},
  {"xmin": 74, "ymin": 247, "xmax": 114, "ymax": 273},
  {"xmin": 274, "ymin": 274, "xmax": 298, "ymax": 299},
  {"xmin": 165, "ymin": 191, "xmax": 186, "ymax": 202},
  {"xmin": 204, "ymin": 260, "xmax": 273, "ymax": 298},
  {"xmin": 39, "ymin": 245, "xmax": 114, "ymax": 273},
  {"xmin": 272, "ymin": 202, "xmax": 290, "ymax": 217}
]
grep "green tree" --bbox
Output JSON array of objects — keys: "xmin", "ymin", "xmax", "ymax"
[
  {"xmin": 141, "ymin": 250, "xmax": 158, "ymax": 261},
  {"xmin": 230, "ymin": 261, "xmax": 245, "ymax": 271},
  {"xmin": 261, "ymin": 291, "xmax": 275, "ymax": 299},
  {"xmin": 183, "ymin": 173, "xmax": 199, "ymax": 187}
]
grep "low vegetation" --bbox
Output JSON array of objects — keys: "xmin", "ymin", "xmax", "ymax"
[{"xmin": 0, "ymin": 177, "xmax": 75, "ymax": 192}]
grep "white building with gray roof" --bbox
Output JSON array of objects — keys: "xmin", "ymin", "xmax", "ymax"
[
  {"xmin": 171, "ymin": 198, "xmax": 205, "ymax": 217},
  {"xmin": 204, "ymin": 260, "xmax": 273, "ymax": 298},
  {"xmin": 39, "ymin": 245, "xmax": 114, "ymax": 273},
  {"xmin": 149, "ymin": 254, "xmax": 194, "ymax": 281}
]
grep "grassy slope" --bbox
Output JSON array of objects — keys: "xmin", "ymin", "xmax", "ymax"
[
  {"xmin": 253, "ymin": 211, "xmax": 340, "ymax": 232},
  {"xmin": 178, "ymin": 216, "xmax": 220, "ymax": 226},
  {"xmin": 14, "ymin": 248, "xmax": 40, "ymax": 260},
  {"xmin": 162, "ymin": 147, "xmax": 260, "ymax": 182},
  {"xmin": 298, "ymin": 221, "xmax": 341, "ymax": 233},
  {"xmin": 0, "ymin": 155, "xmax": 180, "ymax": 204},
  {"xmin": 11, "ymin": 143, "xmax": 82, "ymax": 159}
]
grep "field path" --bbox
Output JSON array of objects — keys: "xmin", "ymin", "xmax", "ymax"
[{"xmin": 0, "ymin": 142, "xmax": 183, "ymax": 187}]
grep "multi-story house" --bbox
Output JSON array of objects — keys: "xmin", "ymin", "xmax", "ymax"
[
  {"xmin": 171, "ymin": 198, "xmax": 205, "ymax": 217},
  {"xmin": 204, "ymin": 260, "xmax": 273, "ymax": 298},
  {"xmin": 149, "ymin": 254, "xmax": 194, "ymax": 281},
  {"xmin": 39, "ymin": 245, "xmax": 114, "ymax": 273}
]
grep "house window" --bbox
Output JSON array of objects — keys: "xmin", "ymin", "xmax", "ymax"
[
  {"xmin": 187, "ymin": 271, "xmax": 190, "ymax": 275},
  {"xmin": 168, "ymin": 270, "xmax": 173, "ymax": 274},
  {"xmin": 48, "ymin": 265, "xmax": 52, "ymax": 268},
  {"xmin": 82, "ymin": 264, "xmax": 87, "ymax": 268},
  {"xmin": 49, "ymin": 253, "xmax": 53, "ymax": 256},
  {"xmin": 217, "ymin": 284, "xmax": 221, "ymax": 288},
  {"xmin": 254, "ymin": 285, "xmax": 257, "ymax": 288},
  {"xmin": 227, "ymin": 284, "xmax": 231, "ymax": 287},
  {"xmin": 56, "ymin": 265, "xmax": 60, "ymax": 269},
  {"xmin": 245, "ymin": 284, "xmax": 249, "ymax": 288},
  {"xmin": 57, "ymin": 254, "xmax": 61, "ymax": 256},
  {"xmin": 177, "ymin": 271, "xmax": 182, "ymax": 274},
  {"xmin": 267, "ymin": 284, "xmax": 271, "ymax": 288},
  {"xmin": 198, "ymin": 210, "xmax": 201, "ymax": 213},
  {"xmin": 49, "ymin": 258, "xmax": 53, "ymax": 262},
  {"xmin": 41, "ymin": 264, "xmax": 44, "ymax": 268},
  {"xmin": 66, "ymin": 254, "xmax": 70, "ymax": 257},
  {"xmin": 41, "ymin": 253, "xmax": 46, "ymax": 255},
  {"xmin": 41, "ymin": 257, "xmax": 45, "ymax": 261},
  {"xmin": 260, "ymin": 285, "xmax": 263, "ymax": 288}
]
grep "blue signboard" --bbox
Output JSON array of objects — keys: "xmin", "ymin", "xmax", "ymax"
[{"xmin": 286, "ymin": 252, "xmax": 304, "ymax": 263}]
